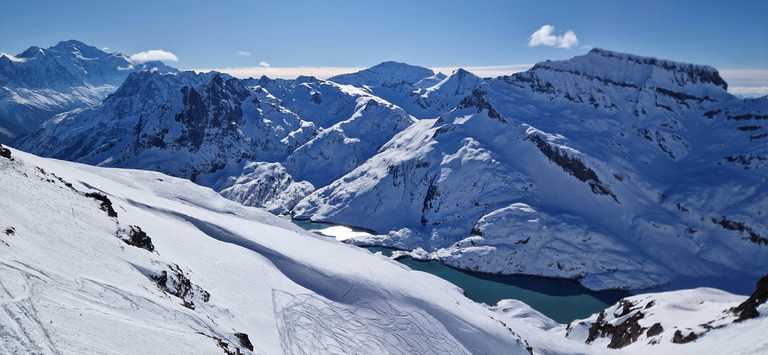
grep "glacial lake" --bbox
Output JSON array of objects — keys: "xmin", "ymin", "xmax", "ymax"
[{"xmin": 287, "ymin": 218, "xmax": 629, "ymax": 324}]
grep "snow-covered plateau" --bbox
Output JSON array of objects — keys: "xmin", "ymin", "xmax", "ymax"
[{"xmin": 1, "ymin": 144, "xmax": 767, "ymax": 354}]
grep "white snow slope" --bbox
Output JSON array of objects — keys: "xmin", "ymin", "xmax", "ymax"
[
  {"xmin": 0, "ymin": 146, "xmax": 539, "ymax": 354},
  {"xmin": 2, "ymin": 145, "xmax": 768, "ymax": 354}
]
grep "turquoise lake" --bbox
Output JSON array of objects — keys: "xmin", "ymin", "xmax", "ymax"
[{"xmin": 288, "ymin": 218, "xmax": 628, "ymax": 324}]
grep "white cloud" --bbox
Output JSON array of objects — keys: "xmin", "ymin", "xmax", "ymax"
[
  {"xmin": 259, "ymin": 61, "xmax": 270, "ymax": 67},
  {"xmin": 528, "ymin": 25, "xmax": 558, "ymax": 47},
  {"xmin": 237, "ymin": 50, "xmax": 251, "ymax": 56},
  {"xmin": 129, "ymin": 49, "xmax": 179, "ymax": 63},
  {"xmin": 719, "ymin": 69, "xmax": 768, "ymax": 87},
  {"xmin": 528, "ymin": 25, "xmax": 579, "ymax": 49},
  {"xmin": 557, "ymin": 30, "xmax": 578, "ymax": 49}
]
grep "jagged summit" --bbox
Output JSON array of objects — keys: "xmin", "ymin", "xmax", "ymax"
[
  {"xmin": 17, "ymin": 45, "xmax": 46, "ymax": 59},
  {"xmin": 293, "ymin": 75, "xmax": 320, "ymax": 83}
]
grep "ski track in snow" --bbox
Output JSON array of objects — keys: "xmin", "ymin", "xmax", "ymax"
[
  {"xmin": 0, "ymin": 260, "xmax": 220, "ymax": 354},
  {"xmin": 0, "ymin": 261, "xmax": 60, "ymax": 354},
  {"xmin": 273, "ymin": 290, "xmax": 468, "ymax": 355}
]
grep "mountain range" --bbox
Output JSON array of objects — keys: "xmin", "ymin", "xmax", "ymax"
[
  {"xmin": 0, "ymin": 40, "xmax": 177, "ymax": 141},
  {"xmin": 10, "ymin": 42, "xmax": 766, "ymax": 292},
  {"xmin": 2, "ymin": 39, "xmax": 768, "ymax": 353}
]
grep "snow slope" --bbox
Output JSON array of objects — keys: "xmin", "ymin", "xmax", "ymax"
[
  {"xmin": 564, "ymin": 280, "xmax": 768, "ymax": 353},
  {"xmin": 0, "ymin": 146, "xmax": 539, "ymax": 354},
  {"xmin": 2, "ymin": 144, "xmax": 768, "ymax": 354}
]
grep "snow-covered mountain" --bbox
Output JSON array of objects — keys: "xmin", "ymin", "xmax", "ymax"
[
  {"xmin": 15, "ymin": 70, "xmax": 217, "ymax": 162},
  {"xmin": 0, "ymin": 40, "xmax": 177, "ymax": 141},
  {"xmin": 2, "ymin": 143, "xmax": 767, "ymax": 354},
  {"xmin": 20, "ymin": 68, "xmax": 421, "ymax": 214},
  {"xmin": 328, "ymin": 61, "xmax": 483, "ymax": 119},
  {"xmin": 293, "ymin": 49, "xmax": 768, "ymax": 291},
  {"xmin": 7, "ymin": 41, "xmax": 767, "ymax": 293}
]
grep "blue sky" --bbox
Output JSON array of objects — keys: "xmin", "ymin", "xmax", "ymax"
[{"xmin": 1, "ymin": 0, "xmax": 767, "ymax": 94}]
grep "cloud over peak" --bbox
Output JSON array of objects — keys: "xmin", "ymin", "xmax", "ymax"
[
  {"xmin": 129, "ymin": 49, "xmax": 179, "ymax": 63},
  {"xmin": 528, "ymin": 25, "xmax": 579, "ymax": 49}
]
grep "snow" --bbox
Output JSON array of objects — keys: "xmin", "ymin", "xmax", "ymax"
[
  {"xmin": 0, "ymin": 53, "xmax": 27, "ymax": 62},
  {"xmin": 566, "ymin": 287, "xmax": 768, "ymax": 354},
  {"xmin": 293, "ymin": 49, "xmax": 768, "ymax": 291},
  {"xmin": 0, "ymin": 41, "xmax": 179, "ymax": 140},
  {"xmin": 4, "ymin": 41, "xmax": 768, "ymax": 353},
  {"xmin": 1, "ymin": 147, "xmax": 539, "ymax": 354}
]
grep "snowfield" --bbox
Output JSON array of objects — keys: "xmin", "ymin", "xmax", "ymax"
[
  {"xmin": 1, "ymin": 145, "xmax": 767, "ymax": 354},
  {"xmin": 0, "ymin": 147, "xmax": 538, "ymax": 354}
]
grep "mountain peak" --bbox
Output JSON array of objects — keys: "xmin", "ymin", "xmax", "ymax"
[
  {"xmin": 454, "ymin": 68, "xmax": 471, "ymax": 76},
  {"xmin": 18, "ymin": 45, "xmax": 46, "ymax": 59},
  {"xmin": 53, "ymin": 39, "xmax": 91, "ymax": 49},
  {"xmin": 528, "ymin": 48, "xmax": 728, "ymax": 91},
  {"xmin": 329, "ymin": 61, "xmax": 435, "ymax": 86},
  {"xmin": 294, "ymin": 75, "xmax": 320, "ymax": 84}
]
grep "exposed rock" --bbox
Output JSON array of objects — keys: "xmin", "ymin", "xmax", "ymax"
[
  {"xmin": 731, "ymin": 273, "xmax": 768, "ymax": 322},
  {"xmin": 120, "ymin": 225, "xmax": 154, "ymax": 252},
  {"xmin": 585, "ymin": 300, "xmax": 647, "ymax": 349},
  {"xmin": 672, "ymin": 330, "xmax": 698, "ymax": 344},
  {"xmin": 234, "ymin": 332, "xmax": 254, "ymax": 351},
  {"xmin": 646, "ymin": 323, "xmax": 663, "ymax": 337},
  {"xmin": 150, "ymin": 264, "xmax": 210, "ymax": 310},
  {"xmin": 85, "ymin": 192, "xmax": 118, "ymax": 218},
  {"xmin": 0, "ymin": 144, "xmax": 12, "ymax": 159}
]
